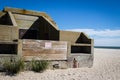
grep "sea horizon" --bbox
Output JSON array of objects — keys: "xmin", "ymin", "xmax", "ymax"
[{"xmin": 94, "ymin": 46, "xmax": 120, "ymax": 49}]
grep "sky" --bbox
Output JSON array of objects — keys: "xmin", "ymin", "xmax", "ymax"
[{"xmin": 0, "ymin": 0, "xmax": 120, "ymax": 46}]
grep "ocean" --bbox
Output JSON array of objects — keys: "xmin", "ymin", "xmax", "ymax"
[{"xmin": 94, "ymin": 46, "xmax": 120, "ymax": 49}]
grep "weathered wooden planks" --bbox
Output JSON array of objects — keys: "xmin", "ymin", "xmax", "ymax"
[{"xmin": 22, "ymin": 39, "xmax": 67, "ymax": 60}]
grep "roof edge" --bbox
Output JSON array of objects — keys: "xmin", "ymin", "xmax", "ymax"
[{"xmin": 3, "ymin": 7, "xmax": 59, "ymax": 30}]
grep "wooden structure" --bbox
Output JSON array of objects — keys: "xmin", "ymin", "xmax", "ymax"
[{"xmin": 0, "ymin": 7, "xmax": 94, "ymax": 68}]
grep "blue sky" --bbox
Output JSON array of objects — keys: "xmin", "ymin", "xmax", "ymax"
[{"xmin": 0, "ymin": 0, "xmax": 120, "ymax": 46}]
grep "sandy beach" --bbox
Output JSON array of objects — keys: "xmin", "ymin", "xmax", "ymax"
[{"xmin": 0, "ymin": 48, "xmax": 120, "ymax": 80}]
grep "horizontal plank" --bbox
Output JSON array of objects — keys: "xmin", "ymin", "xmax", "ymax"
[
  {"xmin": 71, "ymin": 43, "xmax": 91, "ymax": 46},
  {"xmin": 22, "ymin": 39, "xmax": 67, "ymax": 60},
  {"xmin": 23, "ymin": 53, "xmax": 67, "ymax": 60}
]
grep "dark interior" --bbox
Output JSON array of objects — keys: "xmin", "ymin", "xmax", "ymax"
[
  {"xmin": 71, "ymin": 46, "xmax": 91, "ymax": 54},
  {"xmin": 76, "ymin": 33, "xmax": 91, "ymax": 44},
  {"xmin": 0, "ymin": 44, "xmax": 17, "ymax": 54},
  {"xmin": 19, "ymin": 16, "xmax": 59, "ymax": 40},
  {"xmin": 19, "ymin": 29, "xmax": 38, "ymax": 39},
  {"xmin": 0, "ymin": 13, "xmax": 13, "ymax": 25}
]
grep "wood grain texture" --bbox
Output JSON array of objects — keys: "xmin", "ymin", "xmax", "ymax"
[{"xmin": 22, "ymin": 40, "xmax": 67, "ymax": 60}]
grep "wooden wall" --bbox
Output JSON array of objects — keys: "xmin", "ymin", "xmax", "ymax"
[
  {"xmin": 0, "ymin": 25, "xmax": 18, "ymax": 41},
  {"xmin": 22, "ymin": 39, "xmax": 67, "ymax": 60}
]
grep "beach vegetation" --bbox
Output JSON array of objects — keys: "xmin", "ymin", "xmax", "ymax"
[
  {"xmin": 31, "ymin": 60, "xmax": 49, "ymax": 72},
  {"xmin": 3, "ymin": 58, "xmax": 24, "ymax": 75}
]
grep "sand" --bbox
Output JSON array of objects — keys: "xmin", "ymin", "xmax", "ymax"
[{"xmin": 0, "ymin": 48, "xmax": 120, "ymax": 80}]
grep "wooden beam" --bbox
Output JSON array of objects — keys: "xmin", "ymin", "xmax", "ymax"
[
  {"xmin": 4, "ymin": 7, "xmax": 58, "ymax": 30},
  {"xmin": 8, "ymin": 12, "xmax": 17, "ymax": 26},
  {"xmin": 0, "ymin": 11, "xmax": 6, "ymax": 18},
  {"xmin": 71, "ymin": 43, "xmax": 91, "ymax": 46}
]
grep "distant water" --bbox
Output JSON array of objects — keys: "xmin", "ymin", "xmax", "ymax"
[{"xmin": 94, "ymin": 46, "xmax": 120, "ymax": 49}]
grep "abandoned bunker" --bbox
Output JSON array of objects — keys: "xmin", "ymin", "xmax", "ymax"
[{"xmin": 0, "ymin": 7, "xmax": 94, "ymax": 68}]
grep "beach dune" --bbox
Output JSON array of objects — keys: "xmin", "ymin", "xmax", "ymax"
[{"xmin": 0, "ymin": 48, "xmax": 120, "ymax": 80}]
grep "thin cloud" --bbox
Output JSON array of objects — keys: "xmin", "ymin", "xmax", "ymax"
[
  {"xmin": 65, "ymin": 29, "xmax": 120, "ymax": 46},
  {"xmin": 66, "ymin": 29, "xmax": 120, "ymax": 37},
  {"xmin": 95, "ymin": 38, "xmax": 120, "ymax": 46}
]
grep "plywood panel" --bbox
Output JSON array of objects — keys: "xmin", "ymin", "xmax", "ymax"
[
  {"xmin": 13, "ymin": 14, "xmax": 39, "ymax": 28},
  {"xmin": 0, "ymin": 26, "xmax": 11, "ymax": 41},
  {"xmin": 60, "ymin": 30, "xmax": 81, "ymax": 43},
  {"xmin": 4, "ymin": 7, "xmax": 59, "ymax": 30},
  {"xmin": 0, "ymin": 26, "xmax": 18, "ymax": 41},
  {"xmin": 22, "ymin": 40, "xmax": 67, "ymax": 60}
]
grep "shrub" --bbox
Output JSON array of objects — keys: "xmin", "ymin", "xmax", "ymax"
[
  {"xmin": 3, "ymin": 58, "xmax": 24, "ymax": 75},
  {"xmin": 31, "ymin": 60, "xmax": 49, "ymax": 72}
]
